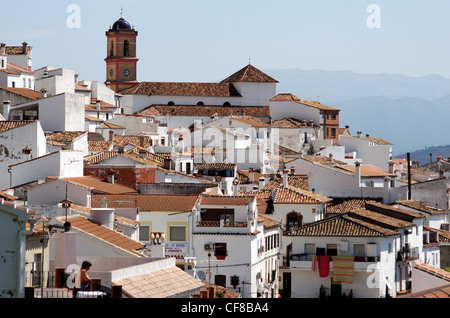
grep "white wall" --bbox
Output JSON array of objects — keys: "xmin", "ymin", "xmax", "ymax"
[
  {"xmin": 27, "ymin": 179, "xmax": 91, "ymax": 207},
  {"xmin": 0, "ymin": 120, "xmax": 46, "ymax": 189},
  {"xmin": 9, "ymin": 150, "xmax": 84, "ymax": 187}
]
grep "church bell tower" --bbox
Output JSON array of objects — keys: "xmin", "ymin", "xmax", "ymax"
[{"xmin": 105, "ymin": 13, "xmax": 139, "ymax": 92}]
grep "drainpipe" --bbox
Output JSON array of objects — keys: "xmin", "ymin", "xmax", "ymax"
[{"xmin": 17, "ymin": 216, "xmax": 37, "ymax": 298}]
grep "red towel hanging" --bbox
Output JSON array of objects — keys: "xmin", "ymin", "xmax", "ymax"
[{"xmin": 318, "ymin": 255, "xmax": 330, "ymax": 278}]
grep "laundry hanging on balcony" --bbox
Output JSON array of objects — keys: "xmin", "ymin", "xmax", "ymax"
[
  {"xmin": 331, "ymin": 256, "xmax": 355, "ymax": 284},
  {"xmin": 312, "ymin": 255, "xmax": 317, "ymax": 271},
  {"xmin": 317, "ymin": 255, "xmax": 330, "ymax": 278}
]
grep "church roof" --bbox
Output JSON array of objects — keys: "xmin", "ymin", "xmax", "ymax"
[
  {"xmin": 119, "ymin": 81, "xmax": 242, "ymax": 97},
  {"xmin": 112, "ymin": 17, "xmax": 132, "ymax": 30},
  {"xmin": 221, "ymin": 64, "xmax": 278, "ymax": 83}
]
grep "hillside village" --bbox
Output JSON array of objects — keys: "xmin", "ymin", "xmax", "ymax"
[{"xmin": 1, "ymin": 16, "xmax": 450, "ymax": 300}]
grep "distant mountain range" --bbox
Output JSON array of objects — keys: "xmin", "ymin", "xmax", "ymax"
[
  {"xmin": 395, "ymin": 145, "xmax": 450, "ymax": 164},
  {"xmin": 266, "ymin": 68, "xmax": 450, "ymax": 155}
]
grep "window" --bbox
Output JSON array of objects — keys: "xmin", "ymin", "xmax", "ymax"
[
  {"xmin": 330, "ymin": 128, "xmax": 336, "ymax": 138},
  {"xmin": 305, "ymin": 243, "xmax": 315, "ymax": 255},
  {"xmin": 197, "ymin": 101, "xmax": 204, "ymax": 106},
  {"xmin": 286, "ymin": 212, "xmax": 302, "ymax": 231},
  {"xmin": 354, "ymin": 244, "xmax": 365, "ymax": 261},
  {"xmin": 214, "ymin": 243, "xmax": 227, "ymax": 259},
  {"xmin": 169, "ymin": 225, "xmax": 186, "ymax": 241},
  {"xmin": 124, "ymin": 40, "xmax": 130, "ymax": 56},
  {"xmin": 215, "ymin": 274, "xmax": 226, "ymax": 287},
  {"xmin": 326, "ymin": 244, "xmax": 338, "ymax": 256},
  {"xmin": 139, "ymin": 224, "xmax": 150, "ymax": 241}
]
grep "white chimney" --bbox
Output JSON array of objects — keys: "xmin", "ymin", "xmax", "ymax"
[
  {"xmin": 2, "ymin": 100, "xmax": 10, "ymax": 120},
  {"xmin": 249, "ymin": 168, "xmax": 255, "ymax": 183},
  {"xmin": 90, "ymin": 208, "xmax": 115, "ymax": 230},
  {"xmin": 283, "ymin": 169, "xmax": 289, "ymax": 187},
  {"xmin": 40, "ymin": 88, "xmax": 47, "ymax": 99},
  {"xmin": 96, "ymin": 100, "xmax": 101, "ymax": 110},
  {"xmin": 357, "ymin": 130, "xmax": 362, "ymax": 138},
  {"xmin": 259, "ymin": 177, "xmax": 266, "ymax": 189},
  {"xmin": 233, "ymin": 179, "xmax": 239, "ymax": 196}
]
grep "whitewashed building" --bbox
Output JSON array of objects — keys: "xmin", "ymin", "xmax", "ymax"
[{"xmin": 192, "ymin": 195, "xmax": 281, "ymax": 298}]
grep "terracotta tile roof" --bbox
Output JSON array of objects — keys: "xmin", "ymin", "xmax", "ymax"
[
  {"xmin": 288, "ymin": 214, "xmax": 398, "ymax": 237},
  {"xmin": 365, "ymin": 201, "xmax": 426, "ymax": 220},
  {"xmin": 237, "ymin": 170, "xmax": 268, "ymax": 184},
  {"xmin": 199, "ymin": 195, "xmax": 253, "ymax": 206},
  {"xmin": 394, "ymin": 200, "xmax": 444, "ymax": 215},
  {"xmin": 97, "ymin": 122, "xmax": 126, "ymax": 129},
  {"xmin": 230, "ymin": 116, "xmax": 271, "ymax": 127},
  {"xmin": 51, "ymin": 176, "xmax": 138, "ymax": 194},
  {"xmin": 114, "ymin": 266, "xmax": 204, "ymax": 298},
  {"xmin": 400, "ymin": 284, "xmax": 450, "ymax": 298},
  {"xmin": 0, "ymin": 191, "xmax": 18, "ymax": 201},
  {"xmin": 0, "ymin": 87, "xmax": 41, "ymax": 100},
  {"xmin": 273, "ymin": 185, "xmax": 332, "ymax": 204},
  {"xmin": 46, "ymin": 131, "xmax": 86, "ymax": 143},
  {"xmin": 91, "ymin": 194, "xmax": 200, "ymax": 212},
  {"xmin": 0, "ymin": 68, "xmax": 20, "ymax": 75},
  {"xmin": 197, "ymin": 163, "xmax": 236, "ymax": 170},
  {"xmin": 257, "ymin": 213, "xmax": 281, "ymax": 229},
  {"xmin": 5, "ymin": 46, "xmax": 32, "ymax": 55},
  {"xmin": 88, "ymin": 141, "xmax": 114, "ymax": 152},
  {"xmin": 7, "ymin": 62, "xmax": 33, "ymax": 74},
  {"xmin": 119, "ymin": 81, "xmax": 242, "ymax": 97},
  {"xmin": 327, "ymin": 198, "xmax": 382, "ymax": 214},
  {"xmin": 84, "ymin": 151, "xmax": 120, "ymax": 165},
  {"xmin": 335, "ymin": 164, "xmax": 396, "ymax": 178},
  {"xmin": 413, "ymin": 262, "xmax": 450, "ymax": 285},
  {"xmin": 348, "ymin": 208, "xmax": 416, "ymax": 230},
  {"xmin": 269, "ymin": 93, "xmax": 301, "ymax": 102},
  {"xmin": 63, "ymin": 215, "xmax": 145, "ymax": 255},
  {"xmin": 261, "ymin": 175, "xmax": 309, "ymax": 191},
  {"xmin": 360, "ymin": 136, "xmax": 392, "ymax": 145},
  {"xmin": 423, "ymin": 226, "xmax": 450, "ymax": 243},
  {"xmin": 270, "ymin": 93, "xmax": 340, "ymax": 111},
  {"xmin": 112, "ymin": 135, "xmax": 153, "ymax": 148},
  {"xmin": 301, "ymin": 155, "xmax": 347, "ymax": 166},
  {"xmin": 0, "ymin": 120, "xmax": 34, "ymax": 133},
  {"xmin": 135, "ymin": 105, "xmax": 270, "ymax": 118},
  {"xmin": 85, "ymin": 114, "xmax": 103, "ymax": 122},
  {"xmin": 272, "ymin": 117, "xmax": 315, "ymax": 128},
  {"xmin": 221, "ymin": 64, "xmax": 278, "ymax": 83}
]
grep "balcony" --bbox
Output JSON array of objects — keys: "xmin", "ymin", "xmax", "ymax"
[
  {"xmin": 194, "ymin": 219, "xmax": 250, "ymax": 234},
  {"xmin": 282, "ymin": 253, "xmax": 380, "ymax": 271}
]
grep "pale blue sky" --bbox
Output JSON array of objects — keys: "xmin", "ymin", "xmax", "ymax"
[{"xmin": 3, "ymin": 0, "xmax": 450, "ymax": 83}]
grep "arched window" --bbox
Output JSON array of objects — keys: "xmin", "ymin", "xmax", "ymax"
[
  {"xmin": 223, "ymin": 101, "xmax": 231, "ymax": 106},
  {"xmin": 110, "ymin": 40, "xmax": 114, "ymax": 56},
  {"xmin": 286, "ymin": 211, "xmax": 302, "ymax": 231},
  {"xmin": 197, "ymin": 101, "xmax": 204, "ymax": 106},
  {"xmin": 167, "ymin": 101, "xmax": 175, "ymax": 106},
  {"xmin": 124, "ymin": 40, "xmax": 130, "ymax": 57}
]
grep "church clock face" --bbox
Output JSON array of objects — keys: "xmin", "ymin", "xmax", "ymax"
[{"xmin": 124, "ymin": 69, "xmax": 130, "ymax": 77}]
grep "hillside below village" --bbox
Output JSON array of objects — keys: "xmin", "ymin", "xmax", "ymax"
[{"xmin": 1, "ymin": 15, "xmax": 449, "ymax": 301}]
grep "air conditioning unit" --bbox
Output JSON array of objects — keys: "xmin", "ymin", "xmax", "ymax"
[{"xmin": 204, "ymin": 244, "xmax": 214, "ymax": 252}]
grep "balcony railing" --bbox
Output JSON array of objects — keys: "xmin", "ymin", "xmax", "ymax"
[
  {"xmin": 24, "ymin": 269, "xmax": 119, "ymax": 298},
  {"xmin": 196, "ymin": 221, "xmax": 248, "ymax": 228},
  {"xmin": 282, "ymin": 253, "xmax": 380, "ymax": 267}
]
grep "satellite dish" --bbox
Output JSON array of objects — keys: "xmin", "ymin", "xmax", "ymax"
[{"xmin": 196, "ymin": 270, "xmax": 206, "ymax": 281}]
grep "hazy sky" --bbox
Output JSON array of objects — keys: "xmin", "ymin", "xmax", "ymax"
[{"xmin": 3, "ymin": 0, "xmax": 450, "ymax": 83}]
